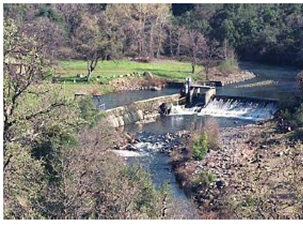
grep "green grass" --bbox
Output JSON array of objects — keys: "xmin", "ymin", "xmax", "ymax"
[
  {"xmin": 58, "ymin": 83, "xmax": 114, "ymax": 97},
  {"xmin": 55, "ymin": 59, "xmax": 203, "ymax": 82}
]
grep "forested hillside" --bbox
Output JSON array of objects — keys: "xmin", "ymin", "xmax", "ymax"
[{"xmin": 4, "ymin": 3, "xmax": 303, "ymax": 67}]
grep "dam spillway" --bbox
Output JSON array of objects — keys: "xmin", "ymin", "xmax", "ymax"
[
  {"xmin": 169, "ymin": 95, "xmax": 279, "ymax": 122},
  {"xmin": 198, "ymin": 96, "xmax": 278, "ymax": 121}
]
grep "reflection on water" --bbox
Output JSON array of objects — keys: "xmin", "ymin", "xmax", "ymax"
[
  {"xmin": 126, "ymin": 115, "xmax": 250, "ymax": 134},
  {"xmin": 217, "ymin": 62, "xmax": 301, "ymax": 104}
]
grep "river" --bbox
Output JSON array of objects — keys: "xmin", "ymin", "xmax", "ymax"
[{"xmin": 98, "ymin": 62, "xmax": 301, "ymax": 219}]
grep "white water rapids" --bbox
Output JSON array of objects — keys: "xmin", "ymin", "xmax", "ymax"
[{"xmin": 170, "ymin": 97, "xmax": 278, "ymax": 121}]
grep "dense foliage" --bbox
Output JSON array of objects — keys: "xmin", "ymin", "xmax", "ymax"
[
  {"xmin": 4, "ymin": 3, "xmax": 303, "ymax": 68},
  {"xmin": 3, "ymin": 17, "xmax": 169, "ymax": 219}
]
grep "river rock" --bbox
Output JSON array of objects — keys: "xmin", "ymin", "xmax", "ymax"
[
  {"xmin": 216, "ymin": 180, "xmax": 225, "ymax": 189},
  {"xmin": 143, "ymin": 71, "xmax": 154, "ymax": 79},
  {"xmin": 124, "ymin": 144, "xmax": 138, "ymax": 151},
  {"xmin": 151, "ymin": 86, "xmax": 162, "ymax": 91}
]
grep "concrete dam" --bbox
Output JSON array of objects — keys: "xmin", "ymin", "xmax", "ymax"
[{"xmin": 82, "ymin": 78, "xmax": 279, "ymax": 127}]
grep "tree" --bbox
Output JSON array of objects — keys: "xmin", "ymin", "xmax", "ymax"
[
  {"xmin": 182, "ymin": 29, "xmax": 206, "ymax": 74},
  {"xmin": 3, "ymin": 20, "xmax": 67, "ymax": 157},
  {"xmin": 110, "ymin": 3, "xmax": 171, "ymax": 59},
  {"xmin": 3, "ymin": 20, "xmax": 169, "ymax": 219},
  {"xmin": 199, "ymin": 39, "xmax": 223, "ymax": 80},
  {"xmin": 72, "ymin": 10, "xmax": 124, "ymax": 81},
  {"xmin": 42, "ymin": 121, "xmax": 169, "ymax": 219},
  {"xmin": 3, "ymin": 19, "xmax": 79, "ymax": 218},
  {"xmin": 153, "ymin": 4, "xmax": 171, "ymax": 58},
  {"xmin": 72, "ymin": 14, "xmax": 105, "ymax": 81}
]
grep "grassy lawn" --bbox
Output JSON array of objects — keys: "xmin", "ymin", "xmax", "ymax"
[
  {"xmin": 59, "ymin": 83, "xmax": 114, "ymax": 97},
  {"xmin": 55, "ymin": 59, "xmax": 203, "ymax": 82}
]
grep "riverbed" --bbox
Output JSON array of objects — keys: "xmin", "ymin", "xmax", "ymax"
[{"xmin": 99, "ymin": 62, "xmax": 301, "ymax": 219}]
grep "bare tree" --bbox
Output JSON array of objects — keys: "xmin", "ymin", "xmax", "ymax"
[
  {"xmin": 182, "ymin": 29, "xmax": 206, "ymax": 74},
  {"xmin": 173, "ymin": 26, "xmax": 187, "ymax": 57},
  {"xmin": 154, "ymin": 4, "xmax": 171, "ymax": 58},
  {"xmin": 113, "ymin": 3, "xmax": 171, "ymax": 59},
  {"xmin": 200, "ymin": 40, "xmax": 223, "ymax": 80}
]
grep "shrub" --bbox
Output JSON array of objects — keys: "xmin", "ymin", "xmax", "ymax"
[
  {"xmin": 192, "ymin": 132, "xmax": 208, "ymax": 160},
  {"xmin": 297, "ymin": 70, "xmax": 303, "ymax": 91},
  {"xmin": 78, "ymin": 96, "xmax": 102, "ymax": 127},
  {"xmin": 294, "ymin": 128, "xmax": 303, "ymax": 140},
  {"xmin": 189, "ymin": 118, "xmax": 219, "ymax": 160},
  {"xmin": 217, "ymin": 58, "xmax": 239, "ymax": 75},
  {"xmin": 203, "ymin": 118, "xmax": 219, "ymax": 150},
  {"xmin": 281, "ymin": 105, "xmax": 303, "ymax": 132},
  {"xmin": 192, "ymin": 171, "xmax": 216, "ymax": 188},
  {"xmin": 295, "ymin": 104, "xmax": 303, "ymax": 127}
]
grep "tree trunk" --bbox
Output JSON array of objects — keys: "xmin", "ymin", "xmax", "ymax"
[
  {"xmin": 191, "ymin": 63, "xmax": 195, "ymax": 74},
  {"xmin": 156, "ymin": 44, "xmax": 161, "ymax": 59},
  {"xmin": 205, "ymin": 66, "xmax": 209, "ymax": 81},
  {"xmin": 169, "ymin": 28, "xmax": 173, "ymax": 57},
  {"xmin": 87, "ymin": 70, "xmax": 92, "ymax": 81},
  {"xmin": 224, "ymin": 38, "xmax": 228, "ymax": 60},
  {"xmin": 149, "ymin": 25, "xmax": 154, "ymax": 59},
  {"xmin": 87, "ymin": 60, "xmax": 92, "ymax": 81},
  {"xmin": 176, "ymin": 42, "xmax": 181, "ymax": 57},
  {"xmin": 87, "ymin": 56, "xmax": 99, "ymax": 82}
]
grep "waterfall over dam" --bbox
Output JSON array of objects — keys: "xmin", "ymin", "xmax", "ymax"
[{"xmin": 170, "ymin": 95, "xmax": 279, "ymax": 122}]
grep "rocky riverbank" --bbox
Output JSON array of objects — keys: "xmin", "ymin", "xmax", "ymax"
[
  {"xmin": 170, "ymin": 121, "xmax": 303, "ymax": 219},
  {"xmin": 235, "ymin": 79, "xmax": 278, "ymax": 88},
  {"xmin": 210, "ymin": 70, "xmax": 257, "ymax": 85},
  {"xmin": 109, "ymin": 72, "xmax": 167, "ymax": 92},
  {"xmin": 109, "ymin": 69, "xmax": 256, "ymax": 92},
  {"xmin": 112, "ymin": 130, "xmax": 191, "ymax": 155}
]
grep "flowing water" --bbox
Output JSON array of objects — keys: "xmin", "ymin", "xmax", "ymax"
[
  {"xmin": 100, "ymin": 62, "xmax": 301, "ymax": 219},
  {"xmin": 198, "ymin": 97, "xmax": 278, "ymax": 121},
  {"xmin": 169, "ymin": 97, "xmax": 278, "ymax": 121}
]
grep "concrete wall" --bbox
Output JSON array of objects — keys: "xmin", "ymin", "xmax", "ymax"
[
  {"xmin": 204, "ymin": 88, "xmax": 216, "ymax": 106},
  {"xmin": 105, "ymin": 93, "xmax": 180, "ymax": 127},
  {"xmin": 190, "ymin": 87, "xmax": 216, "ymax": 106}
]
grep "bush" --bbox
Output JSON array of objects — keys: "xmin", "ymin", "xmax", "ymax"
[
  {"xmin": 217, "ymin": 58, "xmax": 239, "ymax": 75},
  {"xmin": 297, "ymin": 70, "xmax": 303, "ymax": 91},
  {"xmin": 192, "ymin": 171, "xmax": 216, "ymax": 188},
  {"xmin": 78, "ymin": 96, "xmax": 102, "ymax": 127},
  {"xmin": 192, "ymin": 132, "xmax": 208, "ymax": 160},
  {"xmin": 295, "ymin": 104, "xmax": 303, "ymax": 126},
  {"xmin": 203, "ymin": 118, "xmax": 219, "ymax": 150},
  {"xmin": 294, "ymin": 128, "xmax": 303, "ymax": 140},
  {"xmin": 189, "ymin": 118, "xmax": 219, "ymax": 160},
  {"xmin": 281, "ymin": 105, "xmax": 303, "ymax": 130}
]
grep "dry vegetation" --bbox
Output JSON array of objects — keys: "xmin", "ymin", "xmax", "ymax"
[{"xmin": 171, "ymin": 119, "xmax": 303, "ymax": 219}]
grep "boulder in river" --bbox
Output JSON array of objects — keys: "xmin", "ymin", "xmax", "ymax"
[
  {"xmin": 151, "ymin": 86, "xmax": 162, "ymax": 91},
  {"xmin": 159, "ymin": 103, "xmax": 172, "ymax": 116},
  {"xmin": 143, "ymin": 71, "xmax": 154, "ymax": 79},
  {"xmin": 216, "ymin": 180, "xmax": 225, "ymax": 189}
]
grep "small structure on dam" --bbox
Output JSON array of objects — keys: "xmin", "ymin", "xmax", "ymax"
[{"xmin": 181, "ymin": 77, "xmax": 216, "ymax": 108}]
